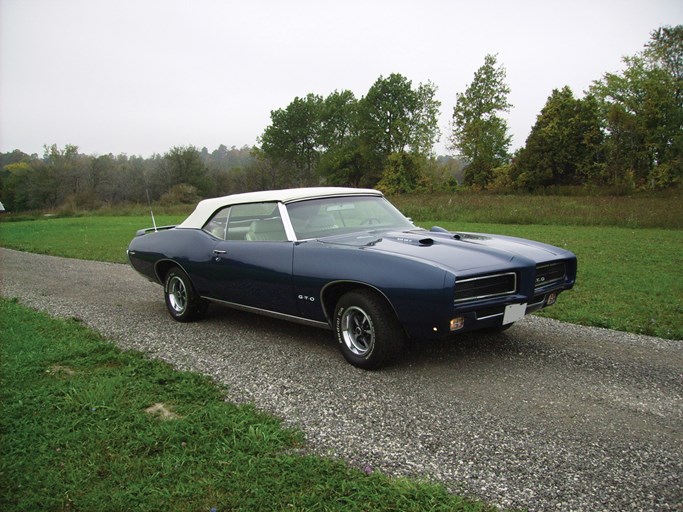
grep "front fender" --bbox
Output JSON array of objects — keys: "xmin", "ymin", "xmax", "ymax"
[{"xmin": 293, "ymin": 242, "xmax": 452, "ymax": 338}]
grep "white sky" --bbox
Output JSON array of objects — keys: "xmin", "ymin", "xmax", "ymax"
[{"xmin": 1, "ymin": 0, "xmax": 681, "ymax": 157}]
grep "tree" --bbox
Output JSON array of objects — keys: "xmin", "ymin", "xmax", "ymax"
[
  {"xmin": 0, "ymin": 150, "xmax": 33, "ymax": 209},
  {"xmin": 376, "ymin": 153, "xmax": 426, "ymax": 194},
  {"xmin": 88, "ymin": 154, "xmax": 117, "ymax": 202},
  {"xmin": 359, "ymin": 74, "xmax": 441, "ymax": 158},
  {"xmin": 316, "ymin": 90, "xmax": 371, "ymax": 186},
  {"xmin": 317, "ymin": 138, "xmax": 369, "ymax": 187},
  {"xmin": 41, "ymin": 144, "xmax": 89, "ymax": 208},
  {"xmin": 258, "ymin": 76, "xmax": 440, "ymax": 189},
  {"xmin": 259, "ymin": 93, "xmax": 324, "ymax": 186},
  {"xmin": 357, "ymin": 73, "xmax": 441, "ymax": 186},
  {"xmin": 411, "ymin": 81, "xmax": 442, "ymax": 156},
  {"xmin": 111, "ymin": 154, "xmax": 148, "ymax": 203},
  {"xmin": 359, "ymin": 74, "xmax": 416, "ymax": 158},
  {"xmin": 149, "ymin": 146, "xmax": 209, "ymax": 198},
  {"xmin": 1, "ymin": 161, "xmax": 33, "ymax": 210},
  {"xmin": 511, "ymin": 87, "xmax": 603, "ymax": 189},
  {"xmin": 644, "ymin": 25, "xmax": 683, "ymax": 104},
  {"xmin": 590, "ymin": 25, "xmax": 683, "ymax": 188},
  {"xmin": 449, "ymin": 54, "xmax": 512, "ymax": 187},
  {"xmin": 319, "ymin": 90, "xmax": 358, "ymax": 149}
]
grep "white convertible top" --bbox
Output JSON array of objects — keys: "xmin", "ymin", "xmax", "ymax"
[{"xmin": 177, "ymin": 187, "xmax": 382, "ymax": 229}]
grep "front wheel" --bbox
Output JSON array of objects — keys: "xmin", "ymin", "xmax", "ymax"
[
  {"xmin": 333, "ymin": 290, "xmax": 405, "ymax": 370},
  {"xmin": 164, "ymin": 267, "xmax": 207, "ymax": 322}
]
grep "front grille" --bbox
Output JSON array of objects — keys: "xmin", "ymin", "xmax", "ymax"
[
  {"xmin": 535, "ymin": 262, "xmax": 566, "ymax": 289},
  {"xmin": 454, "ymin": 272, "xmax": 517, "ymax": 303}
]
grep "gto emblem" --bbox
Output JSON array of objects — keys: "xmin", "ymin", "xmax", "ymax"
[
  {"xmin": 536, "ymin": 276, "xmax": 546, "ymax": 283},
  {"xmin": 298, "ymin": 295, "xmax": 315, "ymax": 302}
]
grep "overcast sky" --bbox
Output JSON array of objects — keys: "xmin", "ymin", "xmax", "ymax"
[{"xmin": 1, "ymin": 0, "xmax": 681, "ymax": 158}]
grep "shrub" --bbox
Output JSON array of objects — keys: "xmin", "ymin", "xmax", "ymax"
[{"xmin": 159, "ymin": 184, "xmax": 200, "ymax": 205}]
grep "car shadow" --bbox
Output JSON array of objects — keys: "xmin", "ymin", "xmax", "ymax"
[
  {"xmin": 400, "ymin": 330, "xmax": 522, "ymax": 368},
  {"xmin": 203, "ymin": 304, "xmax": 339, "ymax": 350},
  {"xmin": 203, "ymin": 303, "xmax": 522, "ymax": 370}
]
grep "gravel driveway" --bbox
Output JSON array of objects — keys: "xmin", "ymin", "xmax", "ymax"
[{"xmin": 1, "ymin": 247, "xmax": 681, "ymax": 511}]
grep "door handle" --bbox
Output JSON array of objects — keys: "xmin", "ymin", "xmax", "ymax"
[{"xmin": 213, "ymin": 249, "xmax": 227, "ymax": 255}]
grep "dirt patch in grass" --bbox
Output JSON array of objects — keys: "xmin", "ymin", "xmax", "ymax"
[
  {"xmin": 144, "ymin": 402, "xmax": 182, "ymax": 420},
  {"xmin": 47, "ymin": 365, "xmax": 76, "ymax": 377}
]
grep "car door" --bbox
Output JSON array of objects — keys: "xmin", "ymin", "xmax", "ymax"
[{"xmin": 205, "ymin": 202, "xmax": 297, "ymax": 315}]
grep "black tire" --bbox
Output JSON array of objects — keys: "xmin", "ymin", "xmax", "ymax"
[
  {"xmin": 164, "ymin": 267, "xmax": 208, "ymax": 322},
  {"xmin": 333, "ymin": 290, "xmax": 406, "ymax": 370}
]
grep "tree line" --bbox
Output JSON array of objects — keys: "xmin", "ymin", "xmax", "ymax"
[
  {"xmin": 1, "ymin": 25, "xmax": 680, "ymax": 212},
  {"xmin": 0, "ymin": 144, "xmax": 257, "ymax": 211}
]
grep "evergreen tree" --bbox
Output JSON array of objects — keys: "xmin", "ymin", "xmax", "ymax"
[{"xmin": 511, "ymin": 87, "xmax": 603, "ymax": 189}]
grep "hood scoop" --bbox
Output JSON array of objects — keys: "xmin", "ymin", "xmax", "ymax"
[
  {"xmin": 418, "ymin": 238, "xmax": 434, "ymax": 246},
  {"xmin": 431, "ymin": 225, "xmax": 460, "ymax": 240},
  {"xmin": 430, "ymin": 226, "xmax": 490, "ymax": 242}
]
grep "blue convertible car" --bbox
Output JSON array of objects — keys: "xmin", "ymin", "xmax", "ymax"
[{"xmin": 128, "ymin": 187, "xmax": 576, "ymax": 369}]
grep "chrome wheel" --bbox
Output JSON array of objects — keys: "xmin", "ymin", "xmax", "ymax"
[
  {"xmin": 340, "ymin": 306, "xmax": 375, "ymax": 357},
  {"xmin": 164, "ymin": 267, "xmax": 207, "ymax": 322},
  {"xmin": 334, "ymin": 290, "xmax": 405, "ymax": 369},
  {"xmin": 167, "ymin": 275, "xmax": 188, "ymax": 314}
]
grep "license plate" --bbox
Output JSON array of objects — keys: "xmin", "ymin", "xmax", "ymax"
[{"xmin": 503, "ymin": 303, "xmax": 527, "ymax": 325}]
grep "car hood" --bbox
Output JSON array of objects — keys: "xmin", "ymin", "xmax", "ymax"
[{"xmin": 316, "ymin": 228, "xmax": 571, "ymax": 274}]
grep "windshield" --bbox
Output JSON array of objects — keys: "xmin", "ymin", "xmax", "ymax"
[{"xmin": 286, "ymin": 195, "xmax": 414, "ymax": 239}]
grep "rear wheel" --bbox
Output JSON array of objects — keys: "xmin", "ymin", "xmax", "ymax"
[
  {"xmin": 333, "ymin": 290, "xmax": 405, "ymax": 370},
  {"xmin": 164, "ymin": 267, "xmax": 207, "ymax": 322}
]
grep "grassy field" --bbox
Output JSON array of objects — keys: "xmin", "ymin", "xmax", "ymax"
[
  {"xmin": 0, "ymin": 298, "xmax": 493, "ymax": 511},
  {"xmin": 0, "ymin": 215, "xmax": 185, "ymax": 263},
  {"xmin": 1, "ymin": 200, "xmax": 681, "ymax": 339},
  {"xmin": 391, "ymin": 191, "xmax": 683, "ymax": 229}
]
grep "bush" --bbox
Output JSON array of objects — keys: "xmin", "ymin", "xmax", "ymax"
[
  {"xmin": 159, "ymin": 184, "xmax": 200, "ymax": 206},
  {"xmin": 58, "ymin": 191, "xmax": 100, "ymax": 215}
]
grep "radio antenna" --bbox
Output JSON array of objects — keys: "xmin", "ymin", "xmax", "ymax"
[{"xmin": 146, "ymin": 189, "xmax": 158, "ymax": 232}]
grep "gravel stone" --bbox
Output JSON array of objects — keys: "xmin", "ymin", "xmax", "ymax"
[{"xmin": 1, "ymin": 247, "xmax": 681, "ymax": 511}]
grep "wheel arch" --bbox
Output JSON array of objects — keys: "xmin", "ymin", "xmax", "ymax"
[
  {"xmin": 154, "ymin": 259, "xmax": 192, "ymax": 287},
  {"xmin": 320, "ymin": 281, "xmax": 403, "ymax": 332}
]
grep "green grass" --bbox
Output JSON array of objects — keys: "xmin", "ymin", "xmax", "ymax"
[
  {"xmin": 0, "ymin": 215, "xmax": 184, "ymax": 263},
  {"xmin": 391, "ymin": 192, "xmax": 683, "ymax": 229},
  {"xmin": 0, "ymin": 298, "xmax": 494, "ymax": 511}
]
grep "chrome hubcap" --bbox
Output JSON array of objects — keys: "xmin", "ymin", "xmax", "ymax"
[
  {"xmin": 168, "ymin": 276, "xmax": 187, "ymax": 313},
  {"xmin": 341, "ymin": 306, "xmax": 375, "ymax": 356}
]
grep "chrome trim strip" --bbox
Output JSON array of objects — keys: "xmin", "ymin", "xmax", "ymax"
[
  {"xmin": 202, "ymin": 296, "xmax": 331, "ymax": 330},
  {"xmin": 319, "ymin": 280, "xmax": 400, "ymax": 326},
  {"xmin": 454, "ymin": 272, "xmax": 517, "ymax": 303},
  {"xmin": 537, "ymin": 263, "xmax": 561, "ymax": 269},
  {"xmin": 476, "ymin": 312, "xmax": 504, "ymax": 321},
  {"xmin": 527, "ymin": 296, "xmax": 546, "ymax": 308},
  {"xmin": 283, "ymin": 192, "xmax": 382, "ymax": 205},
  {"xmin": 153, "ymin": 258, "xmax": 193, "ymax": 286}
]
